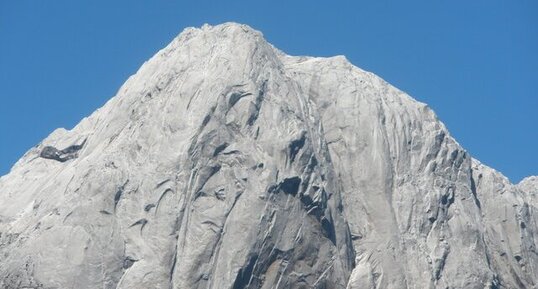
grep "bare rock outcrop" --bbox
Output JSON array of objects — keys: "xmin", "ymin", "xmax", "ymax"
[{"xmin": 0, "ymin": 23, "xmax": 536, "ymax": 289}]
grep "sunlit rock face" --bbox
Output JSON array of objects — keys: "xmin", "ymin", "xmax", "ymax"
[{"xmin": 0, "ymin": 23, "xmax": 536, "ymax": 289}]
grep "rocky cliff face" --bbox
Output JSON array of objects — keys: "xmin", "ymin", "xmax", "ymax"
[{"xmin": 0, "ymin": 23, "xmax": 536, "ymax": 289}]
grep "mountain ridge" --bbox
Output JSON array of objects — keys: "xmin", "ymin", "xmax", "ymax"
[{"xmin": 0, "ymin": 22, "xmax": 536, "ymax": 289}]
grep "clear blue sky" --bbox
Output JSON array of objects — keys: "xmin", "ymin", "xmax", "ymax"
[{"xmin": 1, "ymin": 1, "xmax": 536, "ymax": 182}]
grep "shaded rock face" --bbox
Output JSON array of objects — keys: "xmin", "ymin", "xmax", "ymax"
[
  {"xmin": 39, "ymin": 139, "xmax": 87, "ymax": 162},
  {"xmin": 0, "ymin": 23, "xmax": 536, "ymax": 289}
]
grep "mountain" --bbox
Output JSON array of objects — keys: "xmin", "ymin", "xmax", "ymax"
[{"xmin": 0, "ymin": 23, "xmax": 536, "ymax": 289}]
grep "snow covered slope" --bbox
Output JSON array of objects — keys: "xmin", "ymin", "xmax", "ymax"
[{"xmin": 0, "ymin": 23, "xmax": 536, "ymax": 289}]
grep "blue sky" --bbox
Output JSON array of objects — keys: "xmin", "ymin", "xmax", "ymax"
[{"xmin": 0, "ymin": 1, "xmax": 536, "ymax": 182}]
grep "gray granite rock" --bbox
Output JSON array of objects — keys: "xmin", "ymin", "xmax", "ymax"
[{"xmin": 0, "ymin": 23, "xmax": 536, "ymax": 289}]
